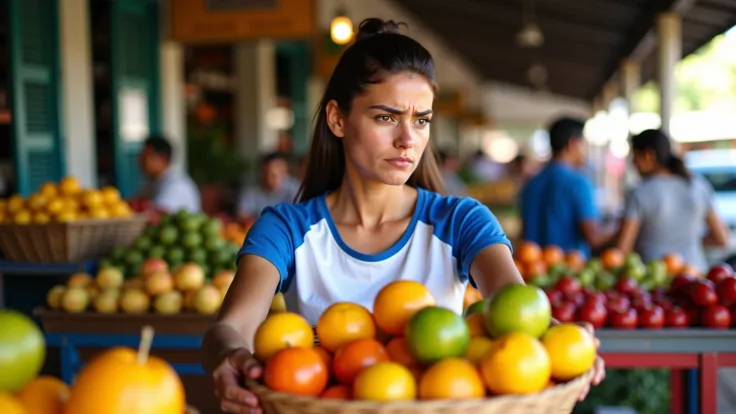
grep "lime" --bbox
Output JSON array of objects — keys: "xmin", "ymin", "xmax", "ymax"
[
  {"xmin": 158, "ymin": 226, "xmax": 178, "ymax": 246},
  {"xmin": 181, "ymin": 232, "xmax": 203, "ymax": 249},
  {"xmin": 201, "ymin": 219, "xmax": 222, "ymax": 238},
  {"xmin": 463, "ymin": 300, "xmax": 486, "ymax": 317},
  {"xmin": 134, "ymin": 236, "xmax": 152, "ymax": 252},
  {"xmin": 483, "ymin": 284, "xmax": 551, "ymax": 339},
  {"xmin": 166, "ymin": 248, "xmax": 185, "ymax": 264},
  {"xmin": 405, "ymin": 306, "xmax": 470, "ymax": 364},
  {"xmin": 204, "ymin": 236, "xmax": 226, "ymax": 252},
  {"xmin": 147, "ymin": 245, "xmax": 165, "ymax": 259},
  {"xmin": 188, "ymin": 248, "xmax": 208, "ymax": 265}
]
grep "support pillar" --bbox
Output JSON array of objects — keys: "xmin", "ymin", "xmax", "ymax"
[
  {"xmin": 160, "ymin": 41, "xmax": 186, "ymax": 171},
  {"xmin": 59, "ymin": 0, "xmax": 95, "ymax": 187},
  {"xmin": 657, "ymin": 12, "xmax": 681, "ymax": 136},
  {"xmin": 620, "ymin": 59, "xmax": 641, "ymax": 108}
]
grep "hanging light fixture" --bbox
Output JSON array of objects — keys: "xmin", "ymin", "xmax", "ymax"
[
  {"xmin": 330, "ymin": 9, "xmax": 354, "ymax": 45},
  {"xmin": 516, "ymin": 0, "xmax": 544, "ymax": 48}
]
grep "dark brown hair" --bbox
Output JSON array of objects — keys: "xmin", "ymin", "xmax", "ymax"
[
  {"xmin": 296, "ymin": 18, "xmax": 444, "ymax": 202},
  {"xmin": 631, "ymin": 129, "xmax": 690, "ymax": 182}
]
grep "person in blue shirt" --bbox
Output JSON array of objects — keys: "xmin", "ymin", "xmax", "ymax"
[
  {"xmin": 520, "ymin": 118, "xmax": 614, "ymax": 257},
  {"xmin": 201, "ymin": 19, "xmax": 604, "ymax": 413}
]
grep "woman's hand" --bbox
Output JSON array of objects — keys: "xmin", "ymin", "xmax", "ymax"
[
  {"xmin": 212, "ymin": 348, "xmax": 263, "ymax": 414},
  {"xmin": 576, "ymin": 322, "xmax": 606, "ymax": 401}
]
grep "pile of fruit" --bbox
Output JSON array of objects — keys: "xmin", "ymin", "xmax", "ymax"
[
  {"xmin": 0, "ymin": 177, "xmax": 134, "ymax": 224},
  {"xmin": 249, "ymin": 280, "xmax": 595, "ymax": 403},
  {"xmin": 99, "ymin": 210, "xmax": 240, "ymax": 278},
  {"xmin": 0, "ymin": 309, "xmax": 188, "ymax": 413},
  {"xmin": 513, "ymin": 242, "xmax": 736, "ymax": 329}
]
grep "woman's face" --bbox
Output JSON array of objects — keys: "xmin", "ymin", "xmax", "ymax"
[
  {"xmin": 326, "ymin": 72, "xmax": 434, "ymax": 187},
  {"xmin": 632, "ymin": 149, "xmax": 656, "ymax": 175}
]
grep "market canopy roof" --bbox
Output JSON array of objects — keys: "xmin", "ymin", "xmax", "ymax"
[{"xmin": 391, "ymin": 0, "xmax": 736, "ymax": 101}]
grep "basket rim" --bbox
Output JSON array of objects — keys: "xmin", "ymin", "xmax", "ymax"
[
  {"xmin": 0, "ymin": 213, "xmax": 149, "ymax": 227},
  {"xmin": 245, "ymin": 368, "xmax": 593, "ymax": 409}
]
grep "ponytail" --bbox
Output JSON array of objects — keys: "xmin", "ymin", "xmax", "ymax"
[{"xmin": 666, "ymin": 155, "xmax": 691, "ymax": 182}]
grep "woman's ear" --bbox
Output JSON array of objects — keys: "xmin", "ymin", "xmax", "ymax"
[{"xmin": 325, "ymin": 100, "xmax": 346, "ymax": 138}]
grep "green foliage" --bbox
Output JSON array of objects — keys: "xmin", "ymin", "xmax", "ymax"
[
  {"xmin": 186, "ymin": 122, "xmax": 251, "ymax": 186},
  {"xmin": 573, "ymin": 369, "xmax": 670, "ymax": 414}
]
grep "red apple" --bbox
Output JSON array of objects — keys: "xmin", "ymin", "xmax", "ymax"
[
  {"xmin": 615, "ymin": 277, "xmax": 639, "ymax": 296},
  {"xmin": 716, "ymin": 277, "xmax": 736, "ymax": 306},
  {"xmin": 552, "ymin": 301, "xmax": 577, "ymax": 323},
  {"xmin": 650, "ymin": 286, "xmax": 668, "ymax": 299},
  {"xmin": 631, "ymin": 295, "xmax": 652, "ymax": 309},
  {"xmin": 609, "ymin": 308, "xmax": 638, "ymax": 329},
  {"xmin": 689, "ymin": 280, "xmax": 718, "ymax": 306},
  {"xmin": 565, "ymin": 292, "xmax": 585, "ymax": 308},
  {"xmin": 583, "ymin": 291, "xmax": 606, "ymax": 306},
  {"xmin": 684, "ymin": 306, "xmax": 702, "ymax": 326},
  {"xmin": 670, "ymin": 274, "xmax": 696, "ymax": 294},
  {"xmin": 576, "ymin": 302, "xmax": 608, "ymax": 329},
  {"xmin": 707, "ymin": 264, "xmax": 735, "ymax": 285},
  {"xmin": 545, "ymin": 289, "xmax": 563, "ymax": 305},
  {"xmin": 639, "ymin": 306, "xmax": 665, "ymax": 329},
  {"xmin": 555, "ymin": 276, "xmax": 582, "ymax": 296},
  {"xmin": 652, "ymin": 297, "xmax": 673, "ymax": 310},
  {"xmin": 603, "ymin": 290, "xmax": 620, "ymax": 301},
  {"xmin": 701, "ymin": 305, "xmax": 732, "ymax": 329},
  {"xmin": 665, "ymin": 307, "xmax": 690, "ymax": 328},
  {"xmin": 606, "ymin": 296, "xmax": 631, "ymax": 314}
]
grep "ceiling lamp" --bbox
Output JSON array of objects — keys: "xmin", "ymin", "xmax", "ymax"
[
  {"xmin": 330, "ymin": 13, "xmax": 353, "ymax": 45},
  {"xmin": 517, "ymin": 23, "xmax": 544, "ymax": 48}
]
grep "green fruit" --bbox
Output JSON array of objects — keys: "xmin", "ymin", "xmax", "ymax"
[
  {"xmin": 548, "ymin": 264, "xmax": 569, "ymax": 279},
  {"xmin": 463, "ymin": 300, "xmax": 486, "ymax": 317},
  {"xmin": 166, "ymin": 248, "xmax": 185, "ymax": 264},
  {"xmin": 97, "ymin": 259, "xmax": 113, "ymax": 270},
  {"xmin": 204, "ymin": 236, "xmax": 226, "ymax": 252},
  {"xmin": 595, "ymin": 271, "xmax": 617, "ymax": 291},
  {"xmin": 178, "ymin": 217, "xmax": 201, "ymax": 233},
  {"xmin": 158, "ymin": 226, "xmax": 178, "ymax": 245},
  {"xmin": 144, "ymin": 225, "xmax": 159, "ymax": 239},
  {"xmin": 188, "ymin": 248, "xmax": 208, "ymax": 264},
  {"xmin": 201, "ymin": 219, "xmax": 222, "ymax": 238},
  {"xmin": 181, "ymin": 232, "xmax": 203, "ymax": 249},
  {"xmin": 405, "ymin": 306, "xmax": 470, "ymax": 364},
  {"xmin": 110, "ymin": 246, "xmax": 126, "ymax": 261},
  {"xmin": 586, "ymin": 258, "xmax": 603, "ymax": 273},
  {"xmin": 147, "ymin": 245, "xmax": 165, "ymax": 259},
  {"xmin": 159, "ymin": 214, "xmax": 174, "ymax": 226},
  {"xmin": 625, "ymin": 252, "xmax": 643, "ymax": 269},
  {"xmin": 578, "ymin": 268, "xmax": 596, "ymax": 287},
  {"xmin": 529, "ymin": 274, "xmax": 552, "ymax": 289},
  {"xmin": 483, "ymin": 284, "xmax": 551, "ymax": 339},
  {"xmin": 134, "ymin": 236, "xmax": 152, "ymax": 252},
  {"xmin": 0, "ymin": 310, "xmax": 46, "ymax": 392}
]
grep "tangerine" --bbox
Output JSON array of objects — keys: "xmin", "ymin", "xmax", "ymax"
[
  {"xmin": 662, "ymin": 253, "xmax": 684, "ymax": 275},
  {"xmin": 418, "ymin": 358, "xmax": 485, "ymax": 400},
  {"xmin": 483, "ymin": 284, "xmax": 551, "ymax": 339},
  {"xmin": 405, "ymin": 306, "xmax": 470, "ymax": 364},
  {"xmin": 313, "ymin": 346, "xmax": 333, "ymax": 375},
  {"xmin": 385, "ymin": 336, "xmax": 420, "ymax": 369},
  {"xmin": 465, "ymin": 313, "xmax": 486, "ymax": 337},
  {"xmin": 253, "ymin": 312, "xmax": 313, "ymax": 363},
  {"xmin": 373, "ymin": 281, "xmax": 435, "ymax": 336},
  {"xmin": 515, "ymin": 241, "xmax": 541, "ymax": 264},
  {"xmin": 601, "ymin": 248, "xmax": 624, "ymax": 270},
  {"xmin": 333, "ymin": 338, "xmax": 390, "ymax": 385},
  {"xmin": 542, "ymin": 245, "xmax": 564, "ymax": 267},
  {"xmin": 541, "ymin": 324, "xmax": 596, "ymax": 381},
  {"xmin": 263, "ymin": 347, "xmax": 328, "ymax": 397},
  {"xmin": 320, "ymin": 385, "xmax": 352, "ymax": 400},
  {"xmin": 316, "ymin": 303, "xmax": 376, "ymax": 353},
  {"xmin": 524, "ymin": 261, "xmax": 548, "ymax": 279},
  {"xmin": 465, "ymin": 336, "xmax": 494, "ymax": 365},
  {"xmin": 565, "ymin": 250, "xmax": 586, "ymax": 271},
  {"xmin": 480, "ymin": 332, "xmax": 551, "ymax": 395},
  {"xmin": 0, "ymin": 393, "xmax": 25, "ymax": 414},
  {"xmin": 353, "ymin": 362, "xmax": 416, "ymax": 402},
  {"xmin": 16, "ymin": 376, "xmax": 69, "ymax": 414}
]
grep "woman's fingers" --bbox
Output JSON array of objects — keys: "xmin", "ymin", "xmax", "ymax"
[{"xmin": 593, "ymin": 355, "xmax": 606, "ymax": 384}]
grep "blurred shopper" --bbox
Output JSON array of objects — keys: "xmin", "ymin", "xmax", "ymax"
[
  {"xmin": 437, "ymin": 149, "xmax": 468, "ymax": 196},
  {"xmin": 236, "ymin": 152, "xmax": 300, "ymax": 220},
  {"xmin": 614, "ymin": 129, "xmax": 728, "ymax": 272},
  {"xmin": 137, "ymin": 135, "xmax": 201, "ymax": 214},
  {"xmin": 519, "ymin": 117, "xmax": 614, "ymax": 257}
]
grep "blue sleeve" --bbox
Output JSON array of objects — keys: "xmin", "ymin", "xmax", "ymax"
[
  {"xmin": 573, "ymin": 177, "xmax": 599, "ymax": 221},
  {"xmin": 237, "ymin": 206, "xmax": 295, "ymax": 292},
  {"xmin": 452, "ymin": 198, "xmax": 513, "ymax": 282}
]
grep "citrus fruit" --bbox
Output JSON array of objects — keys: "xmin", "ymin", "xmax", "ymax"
[
  {"xmin": 463, "ymin": 299, "xmax": 485, "ymax": 317},
  {"xmin": 0, "ymin": 310, "xmax": 46, "ymax": 392},
  {"xmin": 405, "ymin": 306, "xmax": 470, "ymax": 364},
  {"xmin": 465, "ymin": 313, "xmax": 486, "ymax": 337},
  {"xmin": 313, "ymin": 346, "xmax": 333, "ymax": 375},
  {"xmin": 385, "ymin": 336, "xmax": 420, "ymax": 369},
  {"xmin": 418, "ymin": 358, "xmax": 485, "ymax": 400},
  {"xmin": 316, "ymin": 302, "xmax": 376, "ymax": 353},
  {"xmin": 0, "ymin": 393, "xmax": 25, "ymax": 414},
  {"xmin": 463, "ymin": 286, "xmax": 482, "ymax": 310},
  {"xmin": 253, "ymin": 312, "xmax": 313, "ymax": 362},
  {"xmin": 542, "ymin": 245, "xmax": 564, "ymax": 266},
  {"xmin": 465, "ymin": 336, "xmax": 494, "ymax": 365},
  {"xmin": 353, "ymin": 362, "xmax": 416, "ymax": 402},
  {"xmin": 541, "ymin": 324, "xmax": 596, "ymax": 381},
  {"xmin": 373, "ymin": 281, "xmax": 435, "ymax": 335},
  {"xmin": 333, "ymin": 338, "xmax": 390, "ymax": 385},
  {"xmin": 16, "ymin": 376, "xmax": 69, "ymax": 414},
  {"xmin": 264, "ymin": 347, "xmax": 328, "ymax": 397},
  {"xmin": 320, "ymin": 385, "xmax": 352, "ymax": 400},
  {"xmin": 483, "ymin": 284, "xmax": 551, "ymax": 339},
  {"xmin": 601, "ymin": 248, "xmax": 624, "ymax": 270},
  {"xmin": 516, "ymin": 241, "xmax": 541, "ymax": 264},
  {"xmin": 479, "ymin": 332, "xmax": 551, "ymax": 395}
]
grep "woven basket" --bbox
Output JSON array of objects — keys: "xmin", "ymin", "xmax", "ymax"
[
  {"xmin": 246, "ymin": 369, "xmax": 592, "ymax": 414},
  {"xmin": 0, "ymin": 214, "xmax": 148, "ymax": 263}
]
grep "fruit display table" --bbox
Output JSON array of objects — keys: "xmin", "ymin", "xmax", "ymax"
[
  {"xmin": 597, "ymin": 328, "xmax": 736, "ymax": 414},
  {"xmin": 0, "ymin": 260, "xmax": 96, "ymax": 310}
]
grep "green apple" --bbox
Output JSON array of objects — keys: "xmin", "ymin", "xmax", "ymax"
[
  {"xmin": 625, "ymin": 252, "xmax": 643, "ymax": 269},
  {"xmin": 594, "ymin": 271, "xmax": 617, "ymax": 291},
  {"xmin": 578, "ymin": 268, "xmax": 596, "ymax": 287},
  {"xmin": 0, "ymin": 310, "xmax": 46, "ymax": 392},
  {"xmin": 648, "ymin": 260, "xmax": 668, "ymax": 286},
  {"xmin": 529, "ymin": 275, "xmax": 552, "ymax": 289}
]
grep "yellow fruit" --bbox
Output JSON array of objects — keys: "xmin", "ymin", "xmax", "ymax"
[
  {"xmin": 465, "ymin": 336, "xmax": 494, "ymax": 365},
  {"xmin": 479, "ymin": 332, "xmax": 551, "ymax": 395},
  {"xmin": 465, "ymin": 313, "xmax": 487, "ymax": 337},
  {"xmin": 316, "ymin": 302, "xmax": 376, "ymax": 353},
  {"xmin": 32, "ymin": 212, "xmax": 51, "ymax": 224},
  {"xmin": 59, "ymin": 177, "xmax": 81, "ymax": 196},
  {"xmin": 45, "ymin": 199, "xmax": 64, "ymax": 215},
  {"xmin": 353, "ymin": 362, "xmax": 416, "ymax": 402},
  {"xmin": 418, "ymin": 358, "xmax": 485, "ymax": 400},
  {"xmin": 27, "ymin": 194, "xmax": 48, "ymax": 211},
  {"xmin": 16, "ymin": 375, "xmax": 69, "ymax": 414},
  {"xmin": 56, "ymin": 211, "xmax": 77, "ymax": 223},
  {"xmin": 253, "ymin": 312, "xmax": 313, "ymax": 363},
  {"xmin": 373, "ymin": 280, "xmax": 435, "ymax": 336},
  {"xmin": 14, "ymin": 210, "xmax": 32, "ymax": 224},
  {"xmin": 0, "ymin": 393, "xmax": 25, "ymax": 414},
  {"xmin": 101, "ymin": 187, "xmax": 121, "ymax": 205},
  {"xmin": 541, "ymin": 324, "xmax": 596, "ymax": 381},
  {"xmin": 269, "ymin": 293, "xmax": 287, "ymax": 313},
  {"xmin": 7, "ymin": 195, "xmax": 25, "ymax": 213},
  {"xmin": 80, "ymin": 190, "xmax": 103, "ymax": 209},
  {"xmin": 87, "ymin": 207, "xmax": 109, "ymax": 219},
  {"xmin": 39, "ymin": 182, "xmax": 58, "ymax": 198}
]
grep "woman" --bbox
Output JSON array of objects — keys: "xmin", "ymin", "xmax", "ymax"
[
  {"xmin": 616, "ymin": 129, "xmax": 729, "ymax": 271},
  {"xmin": 201, "ymin": 18, "xmax": 605, "ymax": 413}
]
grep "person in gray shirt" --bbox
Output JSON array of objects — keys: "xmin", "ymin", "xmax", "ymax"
[
  {"xmin": 616, "ymin": 129, "xmax": 729, "ymax": 273},
  {"xmin": 236, "ymin": 152, "xmax": 300, "ymax": 220},
  {"xmin": 137, "ymin": 136, "xmax": 201, "ymax": 214}
]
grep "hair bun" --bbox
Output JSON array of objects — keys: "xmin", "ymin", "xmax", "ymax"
[{"xmin": 355, "ymin": 18, "xmax": 405, "ymax": 42}]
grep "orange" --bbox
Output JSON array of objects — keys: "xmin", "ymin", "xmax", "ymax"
[
  {"xmin": 333, "ymin": 339, "xmax": 390, "ymax": 385},
  {"xmin": 320, "ymin": 385, "xmax": 352, "ymax": 400},
  {"xmin": 373, "ymin": 281, "xmax": 435, "ymax": 336},
  {"xmin": 465, "ymin": 313, "xmax": 486, "ymax": 337},
  {"xmin": 565, "ymin": 250, "xmax": 586, "ymax": 271},
  {"xmin": 16, "ymin": 376, "xmax": 69, "ymax": 414},
  {"xmin": 0, "ymin": 393, "xmax": 25, "ymax": 414},
  {"xmin": 418, "ymin": 358, "xmax": 485, "ymax": 400},
  {"xmin": 353, "ymin": 362, "xmax": 416, "ymax": 402},
  {"xmin": 542, "ymin": 245, "xmax": 564, "ymax": 267},
  {"xmin": 524, "ymin": 261, "xmax": 548, "ymax": 279},
  {"xmin": 264, "ymin": 347, "xmax": 328, "ymax": 397},
  {"xmin": 463, "ymin": 286, "xmax": 482, "ymax": 311},
  {"xmin": 313, "ymin": 346, "xmax": 333, "ymax": 375},
  {"xmin": 479, "ymin": 332, "xmax": 551, "ymax": 395},
  {"xmin": 601, "ymin": 248, "xmax": 624, "ymax": 270},
  {"xmin": 465, "ymin": 336, "xmax": 494, "ymax": 365},
  {"xmin": 515, "ymin": 241, "xmax": 541, "ymax": 264},
  {"xmin": 385, "ymin": 336, "xmax": 420, "ymax": 369},
  {"xmin": 663, "ymin": 253, "xmax": 684, "ymax": 275},
  {"xmin": 316, "ymin": 302, "xmax": 376, "ymax": 353},
  {"xmin": 541, "ymin": 324, "xmax": 596, "ymax": 381},
  {"xmin": 253, "ymin": 312, "xmax": 314, "ymax": 362}
]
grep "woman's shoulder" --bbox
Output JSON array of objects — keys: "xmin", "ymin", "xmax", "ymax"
[{"xmin": 252, "ymin": 196, "xmax": 327, "ymax": 230}]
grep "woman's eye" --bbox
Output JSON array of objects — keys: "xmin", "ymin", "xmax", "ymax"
[
  {"xmin": 377, "ymin": 115, "xmax": 394, "ymax": 123},
  {"xmin": 415, "ymin": 118, "xmax": 431, "ymax": 127}
]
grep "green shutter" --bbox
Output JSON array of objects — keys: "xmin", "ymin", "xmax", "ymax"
[
  {"xmin": 8, "ymin": 0, "xmax": 64, "ymax": 195},
  {"xmin": 276, "ymin": 42, "xmax": 310, "ymax": 155},
  {"xmin": 110, "ymin": 0, "xmax": 160, "ymax": 198}
]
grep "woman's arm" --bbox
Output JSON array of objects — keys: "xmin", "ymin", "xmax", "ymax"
[
  {"xmin": 614, "ymin": 218, "xmax": 641, "ymax": 254},
  {"xmin": 469, "ymin": 244, "xmax": 525, "ymax": 298},
  {"xmin": 702, "ymin": 210, "xmax": 729, "ymax": 247}
]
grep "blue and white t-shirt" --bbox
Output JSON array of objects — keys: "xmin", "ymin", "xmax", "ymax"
[{"xmin": 237, "ymin": 188, "xmax": 512, "ymax": 325}]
